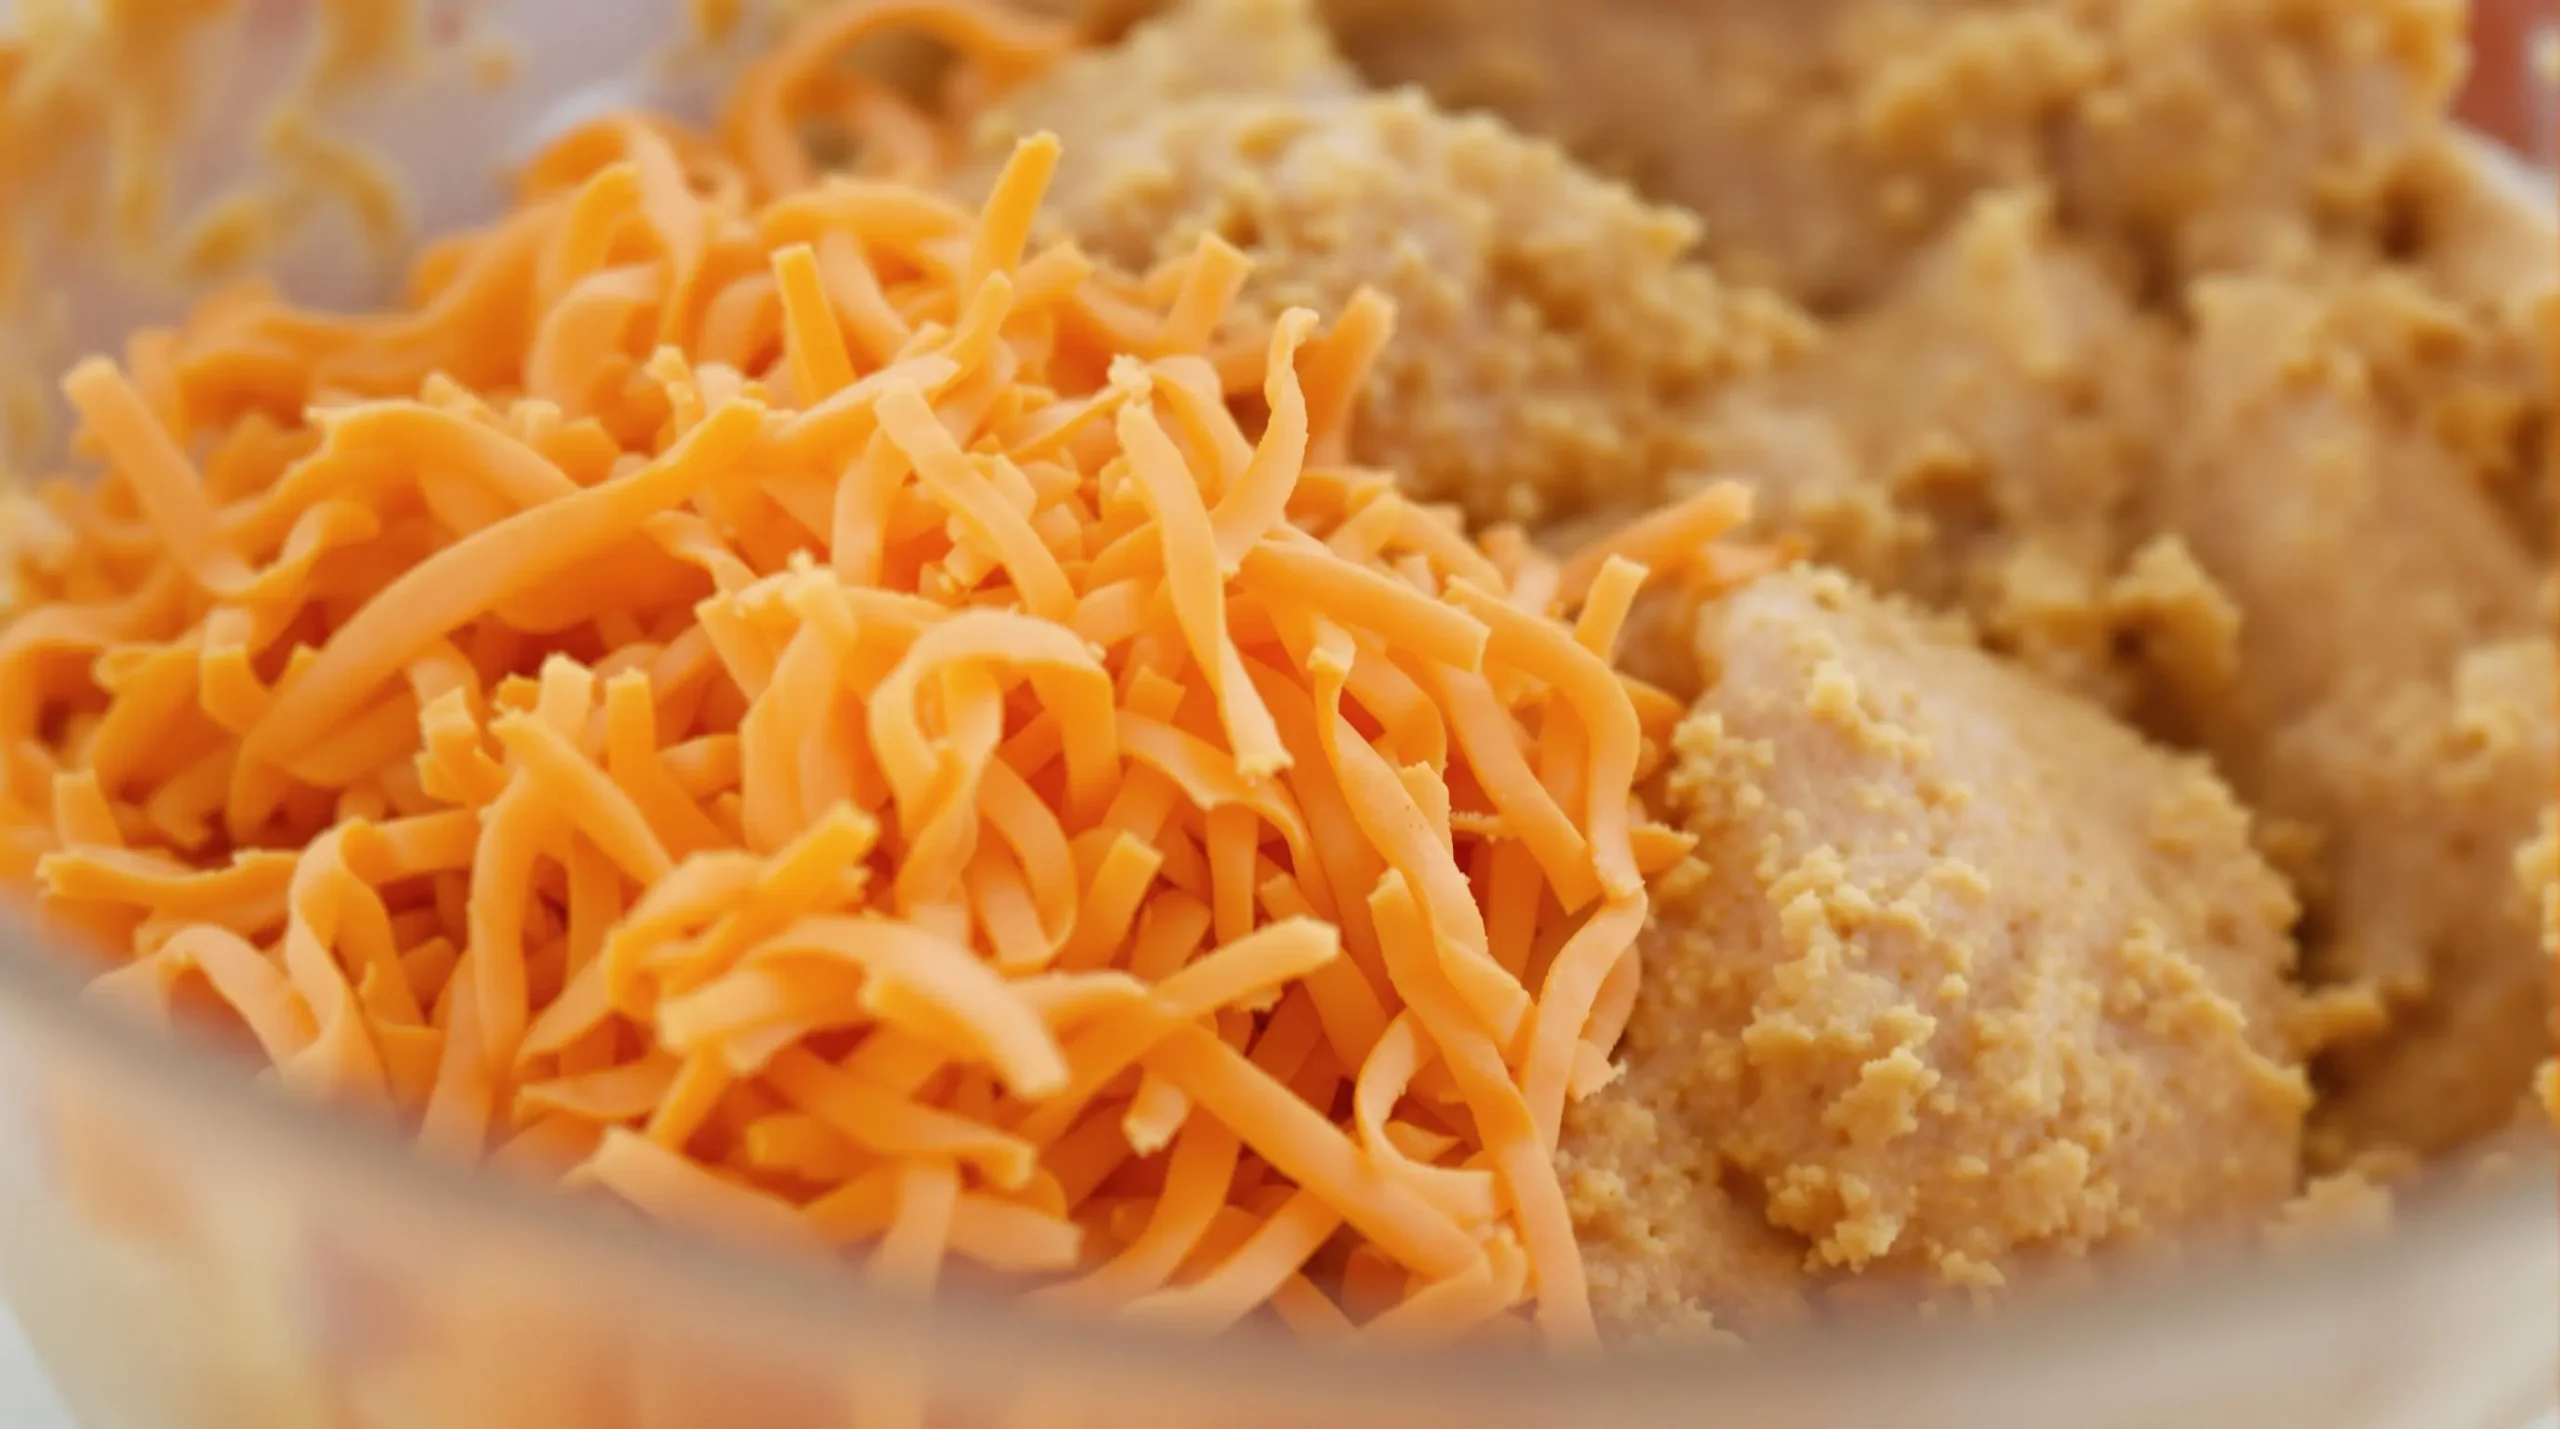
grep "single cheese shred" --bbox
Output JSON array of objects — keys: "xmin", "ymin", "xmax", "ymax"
[{"xmin": 0, "ymin": 0, "xmax": 1761, "ymax": 1347}]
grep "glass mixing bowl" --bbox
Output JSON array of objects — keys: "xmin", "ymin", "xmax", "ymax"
[
  {"xmin": 0, "ymin": 3, "xmax": 2550, "ymax": 1426},
  {"xmin": 0, "ymin": 909, "xmax": 2551, "ymax": 1429}
]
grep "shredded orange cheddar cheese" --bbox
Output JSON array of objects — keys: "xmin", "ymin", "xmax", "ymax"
[{"xmin": 0, "ymin": 0, "xmax": 1761, "ymax": 1347}]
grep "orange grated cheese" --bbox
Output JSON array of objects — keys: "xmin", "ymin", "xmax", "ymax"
[{"xmin": 0, "ymin": 0, "xmax": 1772, "ymax": 1349}]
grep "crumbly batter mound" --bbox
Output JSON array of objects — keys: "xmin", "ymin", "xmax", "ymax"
[
  {"xmin": 1567, "ymin": 569, "xmax": 2309, "ymax": 1324},
  {"xmin": 966, "ymin": 0, "xmax": 1815, "ymax": 525}
]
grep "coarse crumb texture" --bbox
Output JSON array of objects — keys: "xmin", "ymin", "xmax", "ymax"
[
  {"xmin": 962, "ymin": 0, "xmax": 1816, "ymax": 525},
  {"xmin": 2148, "ymin": 275, "xmax": 2554, "ymax": 1159},
  {"xmin": 2151, "ymin": 272, "xmax": 2543, "ymax": 754},
  {"xmin": 2367, "ymin": 136, "xmax": 2558, "ymax": 558},
  {"xmin": 1314, "ymin": 0, "xmax": 2464, "ymax": 309},
  {"xmin": 2278, "ymin": 639, "xmax": 2557, "ymax": 1162},
  {"xmin": 2055, "ymin": 0, "xmax": 2464, "ymax": 283},
  {"xmin": 1293, "ymin": 0, "xmax": 2553, "ymax": 642},
  {"xmin": 1556, "ymin": 1087, "xmax": 1817, "ymax": 1342},
  {"xmin": 1564, "ymin": 569, "xmax": 2309, "ymax": 1327},
  {"xmin": 1687, "ymin": 188, "xmax": 2174, "ymax": 710}
]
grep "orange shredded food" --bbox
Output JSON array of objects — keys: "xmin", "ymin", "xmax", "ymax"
[{"xmin": 0, "ymin": 0, "xmax": 1763, "ymax": 1347}]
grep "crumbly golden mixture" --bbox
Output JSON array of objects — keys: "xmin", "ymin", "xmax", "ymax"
[
  {"xmin": 2154, "ymin": 275, "xmax": 2543, "ymax": 748},
  {"xmin": 2149, "ymin": 276, "xmax": 2554, "ymax": 1157},
  {"xmin": 1568, "ymin": 570, "xmax": 2308, "ymax": 1324},
  {"xmin": 965, "ymin": 0, "xmax": 1815, "ymax": 524},
  {"xmin": 2276, "ymin": 639, "xmax": 2557, "ymax": 1160},
  {"xmin": 1317, "ymin": 0, "xmax": 2098, "ymax": 310},
  {"xmin": 2366, "ymin": 137, "xmax": 2557, "ymax": 556},
  {"xmin": 2057, "ymin": 0, "xmax": 2465, "ymax": 283},
  {"xmin": 1557, "ymin": 1089, "xmax": 1817, "ymax": 1341},
  {"xmin": 1688, "ymin": 189, "xmax": 2173, "ymax": 708},
  {"xmin": 1315, "ymin": 0, "xmax": 2464, "ymax": 309}
]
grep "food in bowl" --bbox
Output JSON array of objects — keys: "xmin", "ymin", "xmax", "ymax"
[{"xmin": 0, "ymin": 0, "xmax": 2548, "ymax": 1364}]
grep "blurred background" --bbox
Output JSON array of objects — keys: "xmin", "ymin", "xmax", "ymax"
[{"xmin": 2459, "ymin": 0, "xmax": 2556, "ymax": 162}]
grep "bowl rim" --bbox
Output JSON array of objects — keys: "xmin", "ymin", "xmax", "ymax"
[{"xmin": 0, "ymin": 884, "xmax": 2551, "ymax": 1419}]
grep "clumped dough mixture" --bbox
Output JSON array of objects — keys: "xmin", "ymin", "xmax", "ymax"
[
  {"xmin": 1568, "ymin": 569, "xmax": 2309, "ymax": 1330},
  {"xmin": 2152, "ymin": 272, "xmax": 2553, "ymax": 1159},
  {"xmin": 1312, "ymin": 0, "xmax": 2468, "ymax": 308},
  {"xmin": 979, "ymin": 0, "xmax": 2555, "ymax": 1328},
  {"xmin": 1691, "ymin": 191, "xmax": 2176, "ymax": 710},
  {"xmin": 963, "ymin": 0, "xmax": 1814, "ymax": 524}
]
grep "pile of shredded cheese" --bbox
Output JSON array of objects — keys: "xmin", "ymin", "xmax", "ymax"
[{"xmin": 0, "ymin": 0, "xmax": 1758, "ymax": 1346}]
